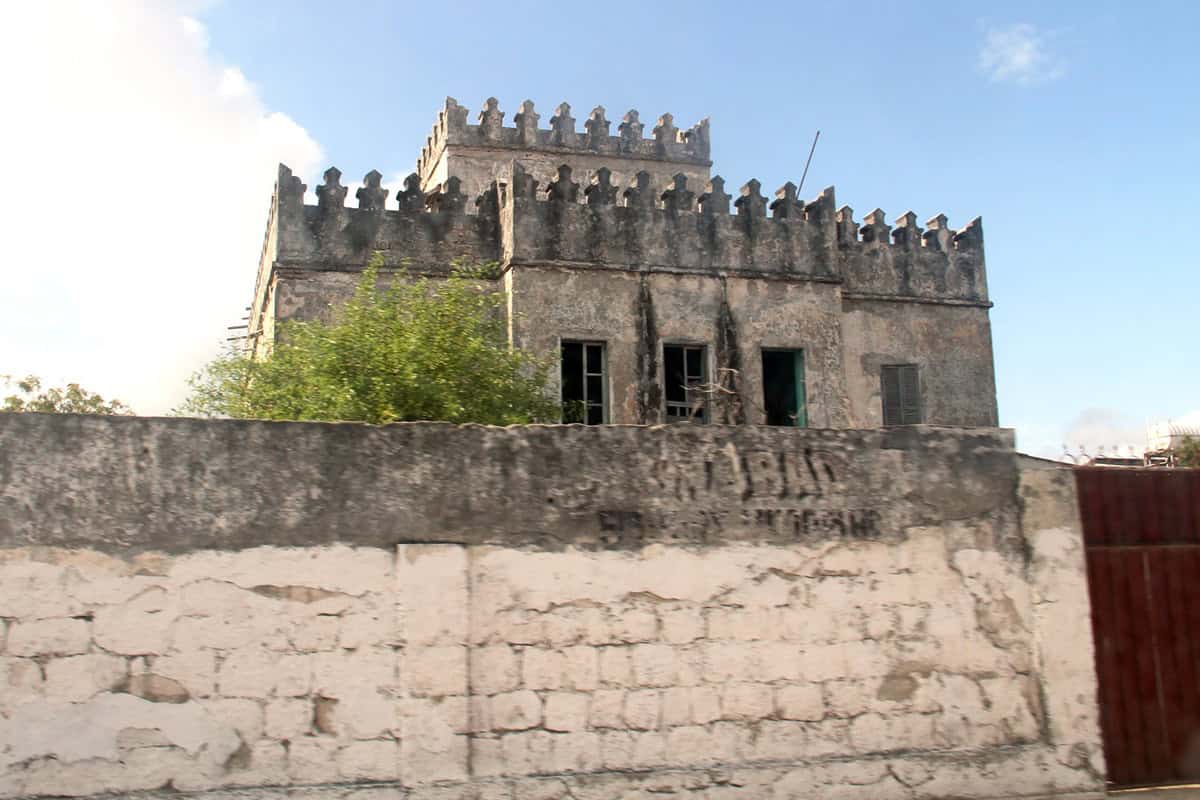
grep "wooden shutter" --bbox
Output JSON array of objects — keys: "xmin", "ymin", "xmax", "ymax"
[
  {"xmin": 881, "ymin": 364, "xmax": 920, "ymax": 425},
  {"xmin": 881, "ymin": 365, "xmax": 902, "ymax": 425},
  {"xmin": 899, "ymin": 364, "xmax": 921, "ymax": 424}
]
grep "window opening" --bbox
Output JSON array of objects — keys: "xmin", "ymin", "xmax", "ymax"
[
  {"xmin": 561, "ymin": 341, "xmax": 606, "ymax": 424},
  {"xmin": 762, "ymin": 349, "xmax": 807, "ymax": 427},
  {"xmin": 881, "ymin": 364, "xmax": 921, "ymax": 425},
  {"xmin": 664, "ymin": 344, "xmax": 707, "ymax": 422}
]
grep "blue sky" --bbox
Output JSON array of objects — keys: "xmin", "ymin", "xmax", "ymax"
[{"xmin": 2, "ymin": 1, "xmax": 1196, "ymax": 455}]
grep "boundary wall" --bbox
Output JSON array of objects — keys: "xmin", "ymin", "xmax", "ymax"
[{"xmin": 0, "ymin": 415, "xmax": 1104, "ymax": 799}]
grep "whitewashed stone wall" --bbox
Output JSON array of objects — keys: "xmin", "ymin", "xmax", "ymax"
[
  {"xmin": 0, "ymin": 418, "xmax": 1105, "ymax": 798},
  {"xmin": 0, "ymin": 546, "xmax": 399, "ymax": 796},
  {"xmin": 0, "ymin": 505, "xmax": 1103, "ymax": 797}
]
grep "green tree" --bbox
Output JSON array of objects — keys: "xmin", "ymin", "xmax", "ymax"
[
  {"xmin": 182, "ymin": 257, "xmax": 557, "ymax": 424},
  {"xmin": 1176, "ymin": 435, "xmax": 1200, "ymax": 468},
  {"xmin": 1, "ymin": 375, "xmax": 132, "ymax": 415}
]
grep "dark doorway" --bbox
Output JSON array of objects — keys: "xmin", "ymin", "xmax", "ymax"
[
  {"xmin": 561, "ymin": 341, "xmax": 605, "ymax": 424},
  {"xmin": 664, "ymin": 344, "xmax": 706, "ymax": 422},
  {"xmin": 762, "ymin": 349, "xmax": 806, "ymax": 427}
]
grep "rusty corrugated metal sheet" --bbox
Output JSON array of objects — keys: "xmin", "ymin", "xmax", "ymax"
[{"xmin": 1078, "ymin": 467, "xmax": 1200, "ymax": 788}]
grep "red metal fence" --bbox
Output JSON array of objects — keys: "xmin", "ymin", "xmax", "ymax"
[{"xmin": 1078, "ymin": 467, "xmax": 1200, "ymax": 788}]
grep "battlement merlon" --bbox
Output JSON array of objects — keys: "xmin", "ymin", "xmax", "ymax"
[
  {"xmin": 246, "ymin": 164, "xmax": 307, "ymax": 353},
  {"xmin": 501, "ymin": 166, "xmax": 988, "ymax": 304},
  {"xmin": 261, "ymin": 164, "xmax": 500, "ymax": 278},
  {"xmin": 417, "ymin": 97, "xmax": 712, "ymax": 190},
  {"xmin": 837, "ymin": 207, "xmax": 988, "ymax": 304},
  {"xmin": 253, "ymin": 162, "xmax": 989, "ymax": 319}
]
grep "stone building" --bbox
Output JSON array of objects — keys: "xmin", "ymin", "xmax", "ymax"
[{"xmin": 247, "ymin": 96, "xmax": 998, "ymax": 428}]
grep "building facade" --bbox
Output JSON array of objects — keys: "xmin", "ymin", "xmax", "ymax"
[{"xmin": 247, "ymin": 96, "xmax": 998, "ymax": 428}]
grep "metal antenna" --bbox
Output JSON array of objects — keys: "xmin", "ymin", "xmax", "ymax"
[{"xmin": 796, "ymin": 130, "xmax": 821, "ymax": 195}]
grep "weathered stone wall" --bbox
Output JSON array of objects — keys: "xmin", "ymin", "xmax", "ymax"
[
  {"xmin": 271, "ymin": 268, "xmax": 359, "ymax": 329},
  {"xmin": 247, "ymin": 163, "xmax": 502, "ymax": 354},
  {"xmin": 840, "ymin": 298, "xmax": 999, "ymax": 428},
  {"xmin": 258, "ymin": 163, "xmax": 983, "ymax": 304},
  {"xmin": 508, "ymin": 266, "xmax": 852, "ymax": 426},
  {"xmin": 0, "ymin": 415, "xmax": 1104, "ymax": 798},
  {"xmin": 838, "ymin": 213, "xmax": 986, "ymax": 304},
  {"xmin": 0, "ymin": 545, "xmax": 400, "ymax": 795},
  {"xmin": 416, "ymin": 97, "xmax": 711, "ymax": 201},
  {"xmin": 426, "ymin": 149, "xmax": 711, "ymax": 214},
  {"xmin": 504, "ymin": 183, "xmax": 840, "ymax": 280},
  {"xmin": 249, "ymin": 172, "xmax": 995, "ymax": 424},
  {"xmin": 245, "ymin": 95, "xmax": 997, "ymax": 430},
  {"xmin": 267, "ymin": 260, "xmax": 997, "ymax": 428},
  {"xmin": 264, "ymin": 267, "xmax": 504, "ymax": 343},
  {"xmin": 269, "ymin": 165, "xmax": 501, "ymax": 275}
]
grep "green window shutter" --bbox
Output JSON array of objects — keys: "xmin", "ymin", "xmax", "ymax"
[
  {"xmin": 762, "ymin": 349, "xmax": 807, "ymax": 427},
  {"xmin": 794, "ymin": 351, "xmax": 807, "ymax": 428}
]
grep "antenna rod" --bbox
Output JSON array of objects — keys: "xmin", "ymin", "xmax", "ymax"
[{"xmin": 796, "ymin": 129, "xmax": 821, "ymax": 195}]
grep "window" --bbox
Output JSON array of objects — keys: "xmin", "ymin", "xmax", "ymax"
[
  {"xmin": 881, "ymin": 364, "xmax": 921, "ymax": 425},
  {"xmin": 561, "ymin": 341, "xmax": 606, "ymax": 424},
  {"xmin": 762, "ymin": 349, "xmax": 807, "ymax": 427},
  {"xmin": 663, "ymin": 345, "xmax": 707, "ymax": 422}
]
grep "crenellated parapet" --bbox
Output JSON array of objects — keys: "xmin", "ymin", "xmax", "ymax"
[
  {"xmin": 264, "ymin": 162, "xmax": 986, "ymax": 304},
  {"xmin": 416, "ymin": 97, "xmax": 712, "ymax": 186},
  {"xmin": 270, "ymin": 164, "xmax": 500, "ymax": 274},
  {"xmin": 836, "ymin": 205, "xmax": 987, "ymax": 303},
  {"xmin": 505, "ymin": 165, "xmax": 838, "ymax": 279}
]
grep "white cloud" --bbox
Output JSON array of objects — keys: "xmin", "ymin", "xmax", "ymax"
[
  {"xmin": 218, "ymin": 66, "xmax": 253, "ymax": 101},
  {"xmin": 978, "ymin": 23, "xmax": 1065, "ymax": 85},
  {"xmin": 0, "ymin": 2, "xmax": 323, "ymax": 414}
]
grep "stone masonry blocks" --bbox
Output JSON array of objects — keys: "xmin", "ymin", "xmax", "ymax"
[
  {"xmin": 0, "ymin": 421, "xmax": 1103, "ymax": 800},
  {"xmin": 396, "ymin": 544, "xmax": 468, "ymax": 647},
  {"xmin": 396, "ymin": 543, "xmax": 470, "ymax": 785}
]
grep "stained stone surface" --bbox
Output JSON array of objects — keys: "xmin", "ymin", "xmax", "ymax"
[
  {"xmin": 245, "ymin": 98, "xmax": 996, "ymax": 429},
  {"xmin": 0, "ymin": 414, "xmax": 1017, "ymax": 554},
  {"xmin": 0, "ymin": 416, "xmax": 1103, "ymax": 799}
]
